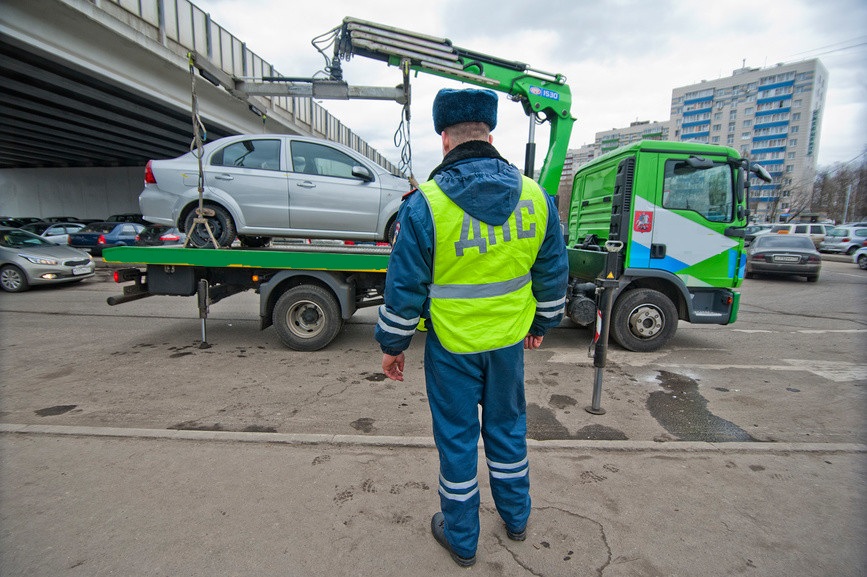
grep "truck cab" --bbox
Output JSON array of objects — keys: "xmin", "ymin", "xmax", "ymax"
[{"xmin": 565, "ymin": 141, "xmax": 756, "ymax": 351}]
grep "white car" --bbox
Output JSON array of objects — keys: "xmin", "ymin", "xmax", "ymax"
[
  {"xmin": 139, "ymin": 134, "xmax": 410, "ymax": 248},
  {"xmin": 20, "ymin": 221, "xmax": 86, "ymax": 245}
]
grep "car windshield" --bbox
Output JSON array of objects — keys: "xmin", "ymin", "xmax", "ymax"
[
  {"xmin": 0, "ymin": 229, "xmax": 52, "ymax": 248},
  {"xmin": 80, "ymin": 223, "xmax": 117, "ymax": 233},
  {"xmin": 754, "ymin": 235, "xmax": 814, "ymax": 250},
  {"xmin": 825, "ymin": 228, "xmax": 849, "ymax": 238}
]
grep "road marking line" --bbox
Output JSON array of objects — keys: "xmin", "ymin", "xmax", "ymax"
[{"xmin": 545, "ymin": 351, "xmax": 867, "ymax": 382}]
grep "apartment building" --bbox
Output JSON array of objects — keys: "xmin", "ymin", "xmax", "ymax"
[
  {"xmin": 595, "ymin": 120, "xmax": 671, "ymax": 154},
  {"xmin": 560, "ymin": 59, "xmax": 828, "ymax": 223},
  {"xmin": 670, "ymin": 59, "xmax": 828, "ymax": 222}
]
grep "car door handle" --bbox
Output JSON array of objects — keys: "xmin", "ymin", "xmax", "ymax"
[
  {"xmin": 214, "ymin": 174, "xmax": 234, "ymax": 181},
  {"xmin": 296, "ymin": 181, "xmax": 316, "ymax": 189}
]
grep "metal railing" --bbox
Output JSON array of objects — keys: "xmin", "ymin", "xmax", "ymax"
[{"xmin": 98, "ymin": 0, "xmax": 401, "ymax": 174}]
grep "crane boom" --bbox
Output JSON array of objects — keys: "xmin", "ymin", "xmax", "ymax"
[{"xmin": 333, "ymin": 18, "xmax": 575, "ymax": 196}]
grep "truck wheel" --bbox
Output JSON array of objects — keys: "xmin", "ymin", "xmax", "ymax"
[
  {"xmin": 0, "ymin": 265, "xmax": 29, "ymax": 292},
  {"xmin": 610, "ymin": 288, "xmax": 678, "ymax": 352},
  {"xmin": 184, "ymin": 205, "xmax": 236, "ymax": 248},
  {"xmin": 273, "ymin": 284, "xmax": 343, "ymax": 351}
]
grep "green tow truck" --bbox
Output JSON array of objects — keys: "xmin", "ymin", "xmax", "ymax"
[{"xmin": 106, "ymin": 18, "xmax": 770, "ymax": 353}]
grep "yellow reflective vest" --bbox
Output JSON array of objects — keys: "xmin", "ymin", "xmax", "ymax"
[{"xmin": 418, "ymin": 175, "xmax": 547, "ymax": 353}]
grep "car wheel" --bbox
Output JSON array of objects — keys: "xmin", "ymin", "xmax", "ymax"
[
  {"xmin": 845, "ymin": 245, "xmax": 858, "ymax": 255},
  {"xmin": 806, "ymin": 275, "xmax": 819, "ymax": 283},
  {"xmin": 184, "ymin": 205, "xmax": 236, "ymax": 248},
  {"xmin": 858, "ymin": 254, "xmax": 867, "ymax": 270},
  {"xmin": 238, "ymin": 235, "xmax": 272, "ymax": 248},
  {"xmin": 745, "ymin": 271, "xmax": 755, "ymax": 279},
  {"xmin": 0, "ymin": 265, "xmax": 30, "ymax": 292},
  {"xmin": 610, "ymin": 288, "xmax": 678, "ymax": 352},
  {"xmin": 385, "ymin": 218, "xmax": 397, "ymax": 245},
  {"xmin": 273, "ymin": 284, "xmax": 343, "ymax": 351}
]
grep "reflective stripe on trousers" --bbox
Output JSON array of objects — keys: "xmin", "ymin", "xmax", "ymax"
[{"xmin": 424, "ymin": 328, "xmax": 531, "ymax": 558}]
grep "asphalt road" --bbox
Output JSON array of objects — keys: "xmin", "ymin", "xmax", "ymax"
[
  {"xmin": 0, "ymin": 258, "xmax": 865, "ymax": 577},
  {"xmin": 0, "ymin": 258, "xmax": 864, "ymax": 443}
]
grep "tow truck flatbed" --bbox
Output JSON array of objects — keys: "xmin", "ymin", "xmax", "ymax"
[
  {"xmin": 103, "ymin": 244, "xmax": 392, "ymax": 351},
  {"xmin": 102, "ymin": 244, "xmax": 390, "ymax": 272}
]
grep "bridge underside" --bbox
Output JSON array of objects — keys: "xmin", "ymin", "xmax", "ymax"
[{"xmin": 0, "ymin": 37, "xmax": 233, "ymax": 169}]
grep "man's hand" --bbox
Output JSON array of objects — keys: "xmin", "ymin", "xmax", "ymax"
[
  {"xmin": 382, "ymin": 352, "xmax": 405, "ymax": 381},
  {"xmin": 524, "ymin": 334, "xmax": 544, "ymax": 350}
]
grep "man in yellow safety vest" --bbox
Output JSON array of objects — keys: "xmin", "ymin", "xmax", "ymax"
[{"xmin": 375, "ymin": 87, "xmax": 568, "ymax": 567}]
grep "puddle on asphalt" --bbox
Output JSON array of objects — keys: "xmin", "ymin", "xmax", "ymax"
[
  {"xmin": 527, "ymin": 403, "xmax": 628, "ymax": 441},
  {"xmin": 647, "ymin": 371, "xmax": 757, "ymax": 442},
  {"xmin": 34, "ymin": 404, "xmax": 77, "ymax": 417}
]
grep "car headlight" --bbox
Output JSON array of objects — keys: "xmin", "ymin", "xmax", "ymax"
[{"xmin": 21, "ymin": 254, "xmax": 59, "ymax": 265}]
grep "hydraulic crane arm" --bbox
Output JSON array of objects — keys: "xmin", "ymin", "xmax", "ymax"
[
  {"xmin": 331, "ymin": 18, "xmax": 575, "ymax": 196},
  {"xmin": 189, "ymin": 17, "xmax": 574, "ymax": 196}
]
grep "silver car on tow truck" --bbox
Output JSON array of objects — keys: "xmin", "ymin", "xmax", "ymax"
[{"xmin": 139, "ymin": 134, "xmax": 410, "ymax": 248}]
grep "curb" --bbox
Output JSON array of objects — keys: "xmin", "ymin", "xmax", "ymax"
[{"xmin": 2, "ymin": 423, "xmax": 864, "ymax": 454}]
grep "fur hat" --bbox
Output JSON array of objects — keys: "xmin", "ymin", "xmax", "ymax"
[{"xmin": 432, "ymin": 88, "xmax": 498, "ymax": 134}]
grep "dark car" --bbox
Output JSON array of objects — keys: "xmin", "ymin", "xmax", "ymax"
[
  {"xmin": 745, "ymin": 234, "xmax": 821, "ymax": 282},
  {"xmin": 68, "ymin": 221, "xmax": 145, "ymax": 255},
  {"xmin": 135, "ymin": 224, "xmax": 185, "ymax": 246},
  {"xmin": 106, "ymin": 213, "xmax": 148, "ymax": 225},
  {"xmin": 0, "ymin": 216, "xmax": 44, "ymax": 227},
  {"xmin": 743, "ymin": 224, "xmax": 772, "ymax": 246}
]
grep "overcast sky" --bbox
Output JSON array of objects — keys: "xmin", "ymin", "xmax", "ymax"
[{"xmin": 194, "ymin": 0, "xmax": 866, "ymax": 180}]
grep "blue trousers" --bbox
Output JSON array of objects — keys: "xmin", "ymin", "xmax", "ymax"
[{"xmin": 424, "ymin": 329, "xmax": 531, "ymax": 558}]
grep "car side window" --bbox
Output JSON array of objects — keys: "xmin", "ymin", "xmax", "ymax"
[
  {"xmin": 290, "ymin": 141, "xmax": 364, "ymax": 180},
  {"xmin": 211, "ymin": 139, "xmax": 281, "ymax": 171},
  {"xmin": 662, "ymin": 160, "xmax": 734, "ymax": 222},
  {"xmin": 122, "ymin": 224, "xmax": 137, "ymax": 235},
  {"xmin": 794, "ymin": 225, "xmax": 808, "ymax": 233}
]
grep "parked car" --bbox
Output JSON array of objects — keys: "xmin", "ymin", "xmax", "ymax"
[
  {"xmin": 768, "ymin": 222, "xmax": 834, "ymax": 248},
  {"xmin": 67, "ymin": 222, "xmax": 145, "ymax": 255},
  {"xmin": 20, "ymin": 221, "xmax": 86, "ymax": 244},
  {"xmin": 0, "ymin": 226, "xmax": 95, "ymax": 292},
  {"xmin": 745, "ymin": 233, "xmax": 821, "ymax": 282},
  {"xmin": 135, "ymin": 224, "xmax": 185, "ymax": 246},
  {"xmin": 0, "ymin": 216, "xmax": 44, "ymax": 227},
  {"xmin": 818, "ymin": 226, "xmax": 867, "ymax": 255},
  {"xmin": 106, "ymin": 213, "xmax": 147, "ymax": 225},
  {"xmin": 853, "ymin": 246, "xmax": 867, "ymax": 270},
  {"xmin": 743, "ymin": 224, "xmax": 772, "ymax": 246},
  {"xmin": 139, "ymin": 134, "xmax": 410, "ymax": 248}
]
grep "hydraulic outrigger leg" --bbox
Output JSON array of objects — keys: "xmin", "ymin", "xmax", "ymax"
[{"xmin": 585, "ymin": 241, "xmax": 623, "ymax": 415}]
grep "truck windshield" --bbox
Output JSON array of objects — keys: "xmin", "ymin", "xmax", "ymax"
[{"xmin": 662, "ymin": 161, "xmax": 734, "ymax": 222}]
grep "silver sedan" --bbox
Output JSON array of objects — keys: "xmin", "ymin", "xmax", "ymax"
[
  {"xmin": 0, "ymin": 227, "xmax": 95, "ymax": 292},
  {"xmin": 139, "ymin": 134, "xmax": 410, "ymax": 248}
]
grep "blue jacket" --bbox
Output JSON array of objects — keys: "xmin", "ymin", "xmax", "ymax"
[{"xmin": 375, "ymin": 141, "xmax": 568, "ymax": 356}]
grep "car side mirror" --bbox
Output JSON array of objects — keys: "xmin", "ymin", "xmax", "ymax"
[{"xmin": 352, "ymin": 166, "xmax": 374, "ymax": 182}]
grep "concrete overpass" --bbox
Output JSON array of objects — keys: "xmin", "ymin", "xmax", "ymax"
[{"xmin": 0, "ymin": 0, "xmax": 398, "ymax": 217}]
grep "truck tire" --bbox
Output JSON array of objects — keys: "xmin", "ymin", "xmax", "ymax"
[
  {"xmin": 184, "ymin": 205, "xmax": 236, "ymax": 248},
  {"xmin": 273, "ymin": 284, "xmax": 343, "ymax": 351},
  {"xmin": 610, "ymin": 288, "xmax": 678, "ymax": 352}
]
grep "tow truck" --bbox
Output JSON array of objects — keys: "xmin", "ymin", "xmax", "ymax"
[{"xmin": 106, "ymin": 17, "xmax": 770, "ymax": 353}]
